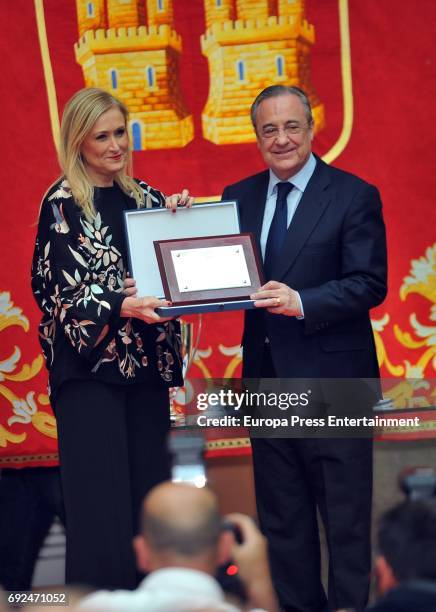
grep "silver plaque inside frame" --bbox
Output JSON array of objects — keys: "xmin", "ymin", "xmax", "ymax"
[
  {"xmin": 172, "ymin": 244, "xmax": 251, "ymax": 293},
  {"xmin": 123, "ymin": 201, "xmax": 241, "ymax": 299}
]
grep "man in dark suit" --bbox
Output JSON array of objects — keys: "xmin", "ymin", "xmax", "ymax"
[{"xmin": 222, "ymin": 86, "xmax": 387, "ymax": 612}]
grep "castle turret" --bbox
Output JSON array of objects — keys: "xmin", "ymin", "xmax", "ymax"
[
  {"xmin": 235, "ymin": 0, "xmax": 274, "ymax": 20},
  {"xmin": 204, "ymin": 0, "xmax": 234, "ymax": 29},
  {"xmin": 277, "ymin": 0, "xmax": 305, "ymax": 18},
  {"xmin": 75, "ymin": 0, "xmax": 194, "ymax": 150},
  {"xmin": 76, "ymin": 0, "xmax": 106, "ymax": 37},
  {"xmin": 106, "ymin": 0, "xmax": 146, "ymax": 29},
  {"xmin": 146, "ymin": 0, "xmax": 174, "ymax": 26},
  {"xmin": 201, "ymin": 0, "xmax": 324, "ymax": 145}
]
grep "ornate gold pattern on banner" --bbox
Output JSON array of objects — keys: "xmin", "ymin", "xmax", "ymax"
[
  {"xmin": 400, "ymin": 245, "xmax": 436, "ymax": 303},
  {"xmin": 372, "ymin": 314, "xmax": 405, "ymax": 377},
  {"xmin": 219, "ymin": 344, "xmax": 243, "ymax": 378},
  {"xmin": 0, "ymin": 426, "xmax": 26, "ymax": 448},
  {"xmin": 0, "ymin": 292, "xmax": 56, "ymax": 450},
  {"xmin": 395, "ymin": 245, "xmax": 436, "ymax": 376},
  {"xmin": 373, "ymin": 244, "xmax": 435, "ymax": 379},
  {"xmin": 191, "ymin": 347, "xmax": 213, "ymax": 379},
  {"xmin": 0, "ymin": 292, "xmax": 30, "ymax": 333},
  {"xmin": 383, "ymin": 380, "xmax": 433, "ymax": 410}
]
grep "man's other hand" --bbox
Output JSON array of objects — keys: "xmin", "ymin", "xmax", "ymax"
[{"xmin": 251, "ymin": 280, "xmax": 302, "ymax": 316}]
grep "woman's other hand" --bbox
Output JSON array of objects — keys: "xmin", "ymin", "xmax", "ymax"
[
  {"xmin": 165, "ymin": 188, "xmax": 194, "ymax": 211},
  {"xmin": 121, "ymin": 296, "xmax": 173, "ymax": 324},
  {"xmin": 123, "ymin": 276, "xmax": 138, "ymax": 297}
]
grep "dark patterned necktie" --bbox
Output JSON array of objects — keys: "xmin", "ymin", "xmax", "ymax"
[{"xmin": 264, "ymin": 181, "xmax": 294, "ymax": 280}]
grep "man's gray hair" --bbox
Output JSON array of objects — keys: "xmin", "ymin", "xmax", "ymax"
[{"xmin": 250, "ymin": 85, "xmax": 314, "ymax": 128}]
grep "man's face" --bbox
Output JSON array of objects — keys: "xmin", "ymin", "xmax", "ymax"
[{"xmin": 254, "ymin": 94, "xmax": 313, "ymax": 180}]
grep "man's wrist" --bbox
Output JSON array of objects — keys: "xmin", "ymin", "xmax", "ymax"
[{"xmin": 295, "ymin": 291, "xmax": 304, "ymax": 319}]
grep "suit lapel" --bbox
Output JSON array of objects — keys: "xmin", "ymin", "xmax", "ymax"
[
  {"xmin": 274, "ymin": 158, "xmax": 332, "ymax": 281},
  {"xmin": 242, "ymin": 171, "xmax": 269, "ymax": 248}
]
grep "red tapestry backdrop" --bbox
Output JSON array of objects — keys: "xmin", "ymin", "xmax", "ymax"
[{"xmin": 0, "ymin": 0, "xmax": 435, "ymax": 467}]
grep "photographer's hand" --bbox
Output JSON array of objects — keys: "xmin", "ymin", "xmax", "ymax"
[{"xmin": 225, "ymin": 513, "xmax": 279, "ymax": 612}]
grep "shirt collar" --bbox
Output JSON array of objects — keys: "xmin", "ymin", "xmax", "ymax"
[
  {"xmin": 139, "ymin": 567, "xmax": 225, "ymax": 598},
  {"xmin": 267, "ymin": 153, "xmax": 316, "ymax": 198}
]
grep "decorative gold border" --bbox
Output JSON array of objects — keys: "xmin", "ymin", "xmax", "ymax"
[
  {"xmin": 34, "ymin": 0, "xmax": 352, "ymax": 166},
  {"xmin": 0, "ymin": 453, "xmax": 59, "ymax": 466},
  {"xmin": 206, "ymin": 437, "xmax": 250, "ymax": 451},
  {"xmin": 322, "ymin": 0, "xmax": 353, "ymax": 164},
  {"xmin": 34, "ymin": 0, "xmax": 60, "ymax": 154}
]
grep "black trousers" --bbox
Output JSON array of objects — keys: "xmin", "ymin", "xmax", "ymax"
[
  {"xmin": 54, "ymin": 380, "xmax": 171, "ymax": 590},
  {"xmin": 250, "ymin": 345, "xmax": 372, "ymax": 612}
]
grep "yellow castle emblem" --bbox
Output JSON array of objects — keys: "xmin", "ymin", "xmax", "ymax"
[
  {"xmin": 201, "ymin": 0, "xmax": 325, "ymax": 144},
  {"xmin": 75, "ymin": 0, "xmax": 194, "ymax": 150},
  {"xmin": 74, "ymin": 0, "xmax": 324, "ymax": 149}
]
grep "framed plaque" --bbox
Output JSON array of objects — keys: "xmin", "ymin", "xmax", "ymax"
[
  {"xmin": 124, "ymin": 201, "xmax": 261, "ymax": 315},
  {"xmin": 154, "ymin": 233, "xmax": 264, "ymax": 306}
]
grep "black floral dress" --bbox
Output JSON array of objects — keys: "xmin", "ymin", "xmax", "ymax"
[{"xmin": 31, "ymin": 178, "xmax": 183, "ymax": 400}]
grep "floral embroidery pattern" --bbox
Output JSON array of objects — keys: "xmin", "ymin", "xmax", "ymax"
[
  {"xmin": 155, "ymin": 322, "xmax": 183, "ymax": 382},
  {"xmin": 80, "ymin": 212, "xmax": 124, "ymax": 292},
  {"xmin": 32, "ymin": 178, "xmax": 183, "ymax": 390}
]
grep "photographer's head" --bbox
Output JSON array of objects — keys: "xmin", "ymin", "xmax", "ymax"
[
  {"xmin": 376, "ymin": 498, "xmax": 436, "ymax": 595},
  {"xmin": 134, "ymin": 482, "xmax": 232, "ymax": 575}
]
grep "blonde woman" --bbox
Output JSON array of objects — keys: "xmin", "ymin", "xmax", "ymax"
[{"xmin": 31, "ymin": 88, "xmax": 192, "ymax": 590}]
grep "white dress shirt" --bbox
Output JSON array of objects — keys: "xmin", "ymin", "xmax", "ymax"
[
  {"xmin": 260, "ymin": 153, "xmax": 317, "ymax": 317},
  {"xmin": 260, "ymin": 153, "xmax": 316, "ymax": 258},
  {"xmin": 78, "ymin": 567, "xmax": 241, "ymax": 612}
]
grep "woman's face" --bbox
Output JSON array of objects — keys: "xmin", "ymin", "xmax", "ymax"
[{"xmin": 80, "ymin": 106, "xmax": 129, "ymax": 186}]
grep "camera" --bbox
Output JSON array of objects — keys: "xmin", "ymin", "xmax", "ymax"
[{"xmin": 398, "ymin": 466, "xmax": 436, "ymax": 500}]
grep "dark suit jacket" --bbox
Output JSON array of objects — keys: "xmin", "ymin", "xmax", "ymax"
[
  {"xmin": 364, "ymin": 582, "xmax": 436, "ymax": 612},
  {"xmin": 222, "ymin": 156, "xmax": 387, "ymax": 380}
]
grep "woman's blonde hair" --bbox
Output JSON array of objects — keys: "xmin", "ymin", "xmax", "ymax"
[{"xmin": 59, "ymin": 87, "xmax": 144, "ymax": 219}]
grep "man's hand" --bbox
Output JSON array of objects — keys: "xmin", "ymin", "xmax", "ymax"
[
  {"xmin": 165, "ymin": 188, "xmax": 194, "ymax": 211},
  {"xmin": 120, "ymin": 296, "xmax": 173, "ymax": 324},
  {"xmin": 225, "ymin": 513, "xmax": 279, "ymax": 612},
  {"xmin": 251, "ymin": 280, "xmax": 302, "ymax": 316}
]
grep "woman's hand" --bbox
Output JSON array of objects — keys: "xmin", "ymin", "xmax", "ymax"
[
  {"xmin": 165, "ymin": 188, "xmax": 194, "ymax": 211},
  {"xmin": 120, "ymin": 296, "xmax": 173, "ymax": 324},
  {"xmin": 123, "ymin": 276, "xmax": 138, "ymax": 297}
]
